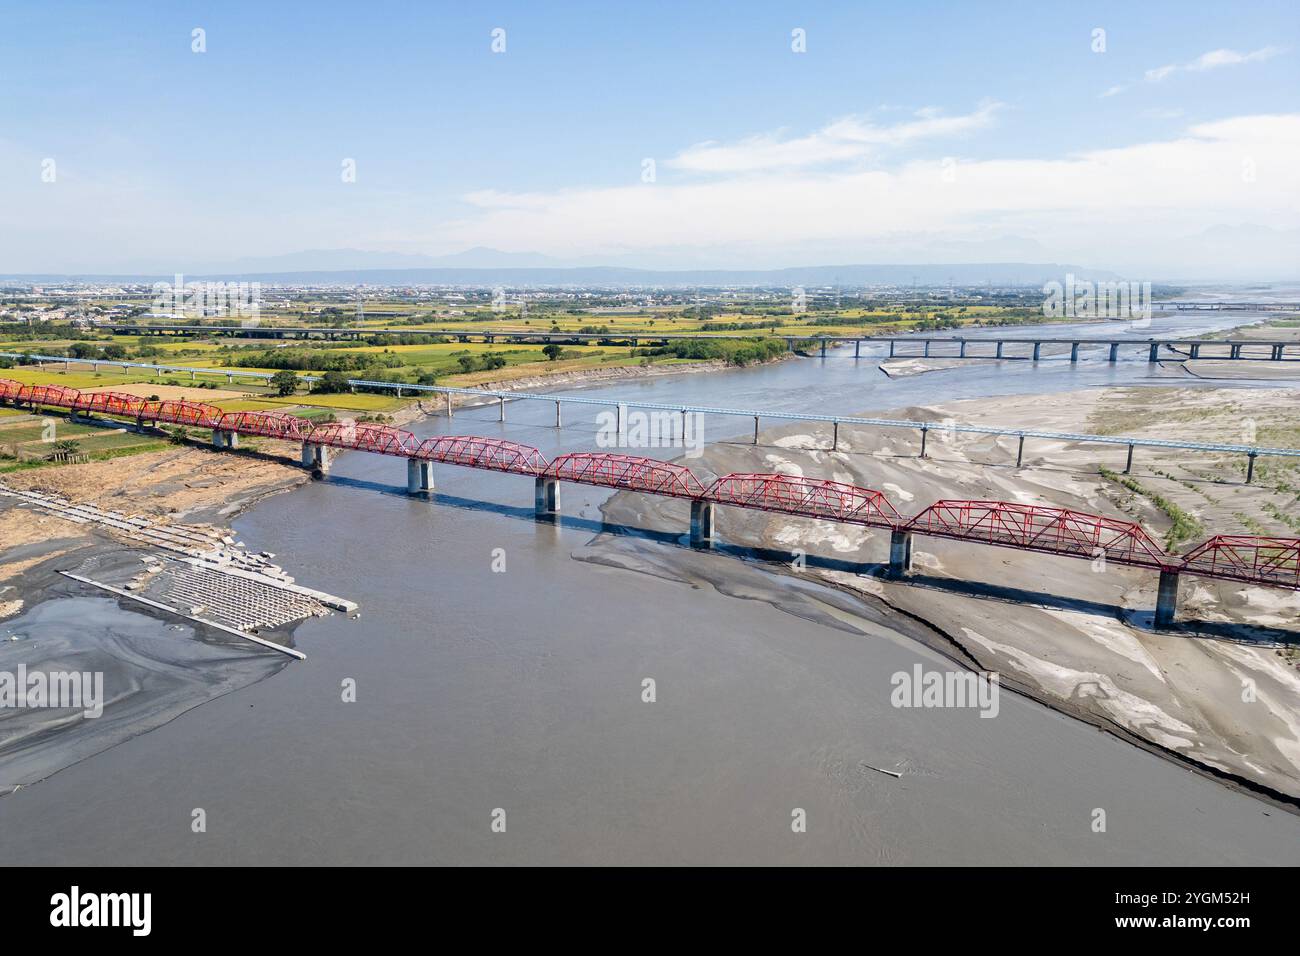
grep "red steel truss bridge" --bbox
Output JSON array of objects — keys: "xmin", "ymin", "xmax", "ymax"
[{"xmin": 5, "ymin": 379, "xmax": 1297, "ymax": 625}]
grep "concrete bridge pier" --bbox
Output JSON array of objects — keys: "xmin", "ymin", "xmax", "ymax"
[
  {"xmin": 555, "ymin": 400, "xmax": 563, "ymax": 427},
  {"xmin": 300, "ymin": 441, "xmax": 316, "ymax": 468},
  {"xmin": 959, "ymin": 340, "xmax": 967, "ymax": 358},
  {"xmin": 888, "ymin": 529, "xmax": 913, "ymax": 577},
  {"xmin": 854, "ymin": 340, "xmax": 860, "ymax": 358},
  {"xmin": 1032, "ymin": 342, "xmax": 1042, "ymax": 362},
  {"xmin": 1016, "ymin": 434, "xmax": 1025, "ymax": 468},
  {"xmin": 831, "ymin": 420, "xmax": 839, "ymax": 451},
  {"xmin": 919, "ymin": 425, "xmax": 929, "ymax": 459},
  {"xmin": 446, "ymin": 393, "xmax": 453, "ymax": 418},
  {"xmin": 819, "ymin": 339, "xmax": 827, "ymax": 358},
  {"xmin": 1189, "ymin": 343, "xmax": 1202, "ymax": 359},
  {"xmin": 1154, "ymin": 570, "xmax": 1181, "ymax": 628},
  {"xmin": 1148, "ymin": 343, "xmax": 1161, "ymax": 363},
  {"xmin": 995, "ymin": 342, "xmax": 1004, "ymax": 359},
  {"xmin": 1246, "ymin": 451, "xmax": 1258, "ymax": 484},
  {"xmin": 753, "ymin": 416, "xmax": 760, "ymax": 444},
  {"xmin": 1272, "ymin": 344, "xmax": 1284, "ymax": 360},
  {"xmin": 923, "ymin": 340, "xmax": 931, "ymax": 357},
  {"xmin": 535, "ymin": 476, "xmax": 560, "ymax": 517},
  {"xmin": 1108, "ymin": 343, "xmax": 1120, "ymax": 363},
  {"xmin": 1230, "ymin": 344, "xmax": 1242, "ymax": 359},
  {"xmin": 407, "ymin": 459, "xmax": 434, "ymax": 496},
  {"xmin": 889, "ymin": 341, "xmax": 896, "ymax": 357},
  {"xmin": 212, "ymin": 429, "xmax": 227, "ymax": 449},
  {"xmin": 689, "ymin": 500, "xmax": 715, "ymax": 549},
  {"xmin": 1069, "ymin": 342, "xmax": 1080, "ymax": 363},
  {"xmin": 1124, "ymin": 443, "xmax": 1135, "ymax": 474},
  {"xmin": 224, "ymin": 431, "xmax": 239, "ymax": 449}
]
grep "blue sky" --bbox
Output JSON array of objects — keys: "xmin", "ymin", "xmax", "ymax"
[{"xmin": 2, "ymin": 0, "xmax": 1297, "ymax": 276}]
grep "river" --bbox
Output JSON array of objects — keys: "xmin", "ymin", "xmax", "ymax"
[{"xmin": 2, "ymin": 313, "xmax": 1298, "ymax": 865}]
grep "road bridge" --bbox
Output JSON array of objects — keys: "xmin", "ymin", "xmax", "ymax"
[{"xmin": 98, "ymin": 321, "xmax": 1300, "ymax": 363}]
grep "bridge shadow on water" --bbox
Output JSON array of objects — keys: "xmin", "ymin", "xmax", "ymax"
[{"xmin": 317, "ymin": 474, "xmax": 1298, "ymax": 647}]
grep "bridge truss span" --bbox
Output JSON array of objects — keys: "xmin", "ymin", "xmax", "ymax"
[
  {"xmin": 72, "ymin": 391, "xmax": 146, "ymax": 417},
  {"xmin": 414, "ymin": 436, "xmax": 548, "ymax": 475},
  {"xmin": 306, "ymin": 421, "xmax": 419, "ymax": 456},
  {"xmin": 546, "ymin": 453, "xmax": 707, "ymax": 498},
  {"xmin": 904, "ymin": 499, "xmax": 1173, "ymax": 569},
  {"xmin": 138, "ymin": 399, "xmax": 224, "ymax": 428},
  {"xmin": 702, "ymin": 473, "xmax": 902, "ymax": 527},
  {"xmin": 1178, "ymin": 535, "xmax": 1300, "ymax": 589},
  {"xmin": 216, "ymin": 410, "xmax": 313, "ymax": 442}
]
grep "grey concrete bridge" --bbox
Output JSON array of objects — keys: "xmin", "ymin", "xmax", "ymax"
[{"xmin": 102, "ymin": 323, "xmax": 1299, "ymax": 362}]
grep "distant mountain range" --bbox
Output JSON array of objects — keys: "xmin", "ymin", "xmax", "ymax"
[{"xmin": 2, "ymin": 251, "xmax": 1123, "ymax": 288}]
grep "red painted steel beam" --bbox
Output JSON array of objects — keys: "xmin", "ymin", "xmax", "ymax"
[
  {"xmin": 138, "ymin": 399, "xmax": 224, "ymax": 428},
  {"xmin": 1178, "ymin": 535, "xmax": 1300, "ymax": 589},
  {"xmin": 701, "ymin": 472, "xmax": 902, "ymax": 527},
  {"xmin": 546, "ymin": 452, "xmax": 706, "ymax": 498},
  {"xmin": 217, "ymin": 410, "xmax": 313, "ymax": 442},
  {"xmin": 904, "ymin": 499, "xmax": 1172, "ymax": 569},
  {"xmin": 72, "ymin": 391, "xmax": 147, "ymax": 417},
  {"xmin": 414, "ymin": 435, "xmax": 548, "ymax": 475},
  {"xmin": 305, "ymin": 421, "xmax": 418, "ymax": 456}
]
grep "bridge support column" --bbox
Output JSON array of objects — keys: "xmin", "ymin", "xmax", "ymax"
[
  {"xmin": 446, "ymin": 393, "xmax": 453, "ymax": 418},
  {"xmin": 225, "ymin": 430, "xmax": 239, "ymax": 449},
  {"xmin": 919, "ymin": 426, "xmax": 929, "ymax": 459},
  {"xmin": 1108, "ymin": 343, "xmax": 1119, "ymax": 363},
  {"xmin": 1246, "ymin": 451, "xmax": 1257, "ymax": 484},
  {"xmin": 1016, "ymin": 434, "xmax": 1025, "ymax": 468},
  {"xmin": 1230, "ymin": 344, "xmax": 1242, "ymax": 359},
  {"xmin": 1148, "ymin": 343, "xmax": 1160, "ymax": 363},
  {"xmin": 888, "ymin": 529, "xmax": 913, "ymax": 577},
  {"xmin": 1032, "ymin": 342, "xmax": 1041, "ymax": 362},
  {"xmin": 301, "ymin": 442, "xmax": 316, "ymax": 468},
  {"xmin": 534, "ymin": 476, "xmax": 560, "ymax": 517},
  {"xmin": 212, "ymin": 429, "xmax": 227, "ymax": 449},
  {"xmin": 1124, "ymin": 443, "xmax": 1135, "ymax": 474},
  {"xmin": 1189, "ymin": 343, "xmax": 1201, "ymax": 359},
  {"xmin": 820, "ymin": 339, "xmax": 827, "ymax": 358},
  {"xmin": 832, "ymin": 421, "xmax": 839, "ymax": 451},
  {"xmin": 753, "ymin": 416, "xmax": 760, "ymax": 445},
  {"xmin": 689, "ymin": 500, "xmax": 715, "ymax": 549},
  {"xmin": 1070, "ymin": 342, "xmax": 1080, "ymax": 363},
  {"xmin": 1154, "ymin": 570, "xmax": 1180, "ymax": 628},
  {"xmin": 889, "ymin": 341, "xmax": 896, "ymax": 357},
  {"xmin": 996, "ymin": 341, "xmax": 1004, "ymax": 359},
  {"xmin": 854, "ymin": 340, "xmax": 860, "ymax": 358},
  {"xmin": 959, "ymin": 340, "xmax": 967, "ymax": 358},
  {"xmin": 555, "ymin": 400, "xmax": 563, "ymax": 427},
  {"xmin": 499, "ymin": 396, "xmax": 506, "ymax": 422},
  {"xmin": 1272, "ymin": 344, "xmax": 1284, "ymax": 361},
  {"xmin": 407, "ymin": 459, "xmax": 434, "ymax": 495},
  {"xmin": 923, "ymin": 340, "xmax": 931, "ymax": 357}
]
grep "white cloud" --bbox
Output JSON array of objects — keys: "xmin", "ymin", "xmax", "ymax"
[
  {"xmin": 1145, "ymin": 45, "xmax": 1284, "ymax": 82},
  {"xmin": 442, "ymin": 114, "xmax": 1300, "ymax": 273},
  {"xmin": 665, "ymin": 102, "xmax": 1002, "ymax": 173},
  {"xmin": 1100, "ymin": 85, "xmax": 1127, "ymax": 98}
]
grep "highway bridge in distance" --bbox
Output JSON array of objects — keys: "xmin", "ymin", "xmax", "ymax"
[{"xmin": 102, "ymin": 322, "xmax": 1300, "ymax": 362}]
